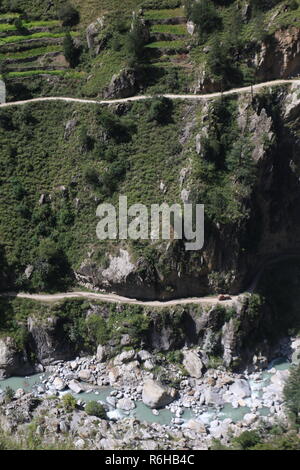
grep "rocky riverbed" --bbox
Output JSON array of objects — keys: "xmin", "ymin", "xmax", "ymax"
[{"xmin": 0, "ymin": 337, "xmax": 299, "ymax": 449}]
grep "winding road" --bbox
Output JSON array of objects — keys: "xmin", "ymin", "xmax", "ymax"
[
  {"xmin": 0, "ymin": 79, "xmax": 299, "ymax": 108},
  {"xmin": 2, "ymin": 291, "xmax": 240, "ymax": 307},
  {"xmin": 1, "ymin": 78, "xmax": 299, "ymax": 307}
]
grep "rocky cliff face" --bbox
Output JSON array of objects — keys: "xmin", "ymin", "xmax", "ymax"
[
  {"xmin": 0, "ymin": 337, "xmax": 34, "ymax": 379},
  {"xmin": 256, "ymin": 27, "xmax": 300, "ymax": 80},
  {"xmin": 75, "ymin": 84, "xmax": 300, "ymax": 300},
  {"xmin": 0, "ymin": 293, "xmax": 283, "ymax": 378}
]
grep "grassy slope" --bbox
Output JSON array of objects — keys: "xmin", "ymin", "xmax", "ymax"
[{"xmin": 0, "ymin": 99, "xmax": 186, "ymax": 274}]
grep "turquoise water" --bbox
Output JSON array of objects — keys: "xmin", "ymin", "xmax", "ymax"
[
  {"xmin": 0, "ymin": 358, "xmax": 291, "ymax": 426},
  {"xmin": 268, "ymin": 358, "xmax": 290, "ymax": 371},
  {"xmin": 0, "ymin": 373, "xmax": 47, "ymax": 392}
]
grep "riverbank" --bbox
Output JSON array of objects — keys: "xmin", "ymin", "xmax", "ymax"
[{"xmin": 1, "ymin": 337, "xmax": 299, "ymax": 449}]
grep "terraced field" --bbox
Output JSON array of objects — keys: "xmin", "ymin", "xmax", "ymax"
[
  {"xmin": 143, "ymin": 7, "xmax": 191, "ymax": 70},
  {"xmin": 0, "ymin": 14, "xmax": 79, "ymax": 80}
]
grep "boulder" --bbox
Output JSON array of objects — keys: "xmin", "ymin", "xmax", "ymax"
[
  {"xmin": 185, "ymin": 419, "xmax": 206, "ymax": 434},
  {"xmin": 183, "ymin": 350, "xmax": 204, "ymax": 378},
  {"xmin": 144, "ymin": 359, "xmax": 154, "ymax": 371},
  {"xmin": 15, "ymin": 388, "xmax": 25, "ymax": 399},
  {"xmin": 229, "ymin": 379, "xmax": 251, "ymax": 399},
  {"xmin": 68, "ymin": 380, "xmax": 83, "ymax": 394},
  {"xmin": 204, "ymin": 387, "xmax": 224, "ymax": 406},
  {"xmin": 64, "ymin": 119, "xmax": 77, "ymax": 140},
  {"xmin": 86, "ymin": 16, "xmax": 106, "ymax": 53},
  {"xmin": 78, "ymin": 369, "xmax": 92, "ymax": 382},
  {"xmin": 0, "ymin": 78, "xmax": 5, "ymax": 104},
  {"xmin": 103, "ymin": 68, "xmax": 140, "ymax": 99},
  {"xmin": 53, "ymin": 377, "xmax": 65, "ymax": 391},
  {"xmin": 116, "ymin": 398, "xmax": 136, "ymax": 411},
  {"xmin": 114, "ymin": 350, "xmax": 136, "ymax": 365},
  {"xmin": 137, "ymin": 350, "xmax": 152, "ymax": 362},
  {"xmin": 142, "ymin": 379, "xmax": 177, "ymax": 409},
  {"xmin": 96, "ymin": 344, "xmax": 109, "ymax": 362},
  {"xmin": 243, "ymin": 413, "xmax": 257, "ymax": 426}
]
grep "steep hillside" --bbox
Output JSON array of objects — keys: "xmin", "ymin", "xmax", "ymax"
[
  {"xmin": 2, "ymin": 1, "xmax": 300, "ymax": 100},
  {"xmin": 1, "ymin": 83, "xmax": 300, "ymax": 300}
]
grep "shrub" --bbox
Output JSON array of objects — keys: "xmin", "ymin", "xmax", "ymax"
[
  {"xmin": 125, "ymin": 17, "xmax": 146, "ymax": 65},
  {"xmin": 63, "ymin": 32, "xmax": 79, "ymax": 68},
  {"xmin": 30, "ymin": 239, "xmax": 73, "ymax": 292},
  {"xmin": 86, "ymin": 314, "xmax": 109, "ymax": 346},
  {"xmin": 61, "ymin": 393, "xmax": 77, "ymax": 412},
  {"xmin": 85, "ymin": 401, "xmax": 106, "ymax": 419},
  {"xmin": 3, "ymin": 386, "xmax": 15, "ymax": 403},
  {"xmin": 284, "ymin": 364, "xmax": 300, "ymax": 427},
  {"xmin": 83, "ymin": 166, "xmax": 100, "ymax": 189},
  {"xmin": 166, "ymin": 350, "xmax": 183, "ymax": 364},
  {"xmin": 148, "ymin": 97, "xmax": 173, "ymax": 124},
  {"xmin": 58, "ymin": 3, "xmax": 79, "ymax": 27},
  {"xmin": 191, "ymin": 0, "xmax": 222, "ymax": 42},
  {"xmin": 233, "ymin": 430, "xmax": 262, "ymax": 450}
]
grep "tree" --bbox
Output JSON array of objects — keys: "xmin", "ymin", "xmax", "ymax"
[
  {"xmin": 148, "ymin": 97, "xmax": 173, "ymax": 124},
  {"xmin": 125, "ymin": 17, "xmax": 146, "ymax": 66},
  {"xmin": 284, "ymin": 364, "xmax": 300, "ymax": 427},
  {"xmin": 58, "ymin": 3, "xmax": 79, "ymax": 27},
  {"xmin": 63, "ymin": 32, "xmax": 78, "ymax": 68},
  {"xmin": 30, "ymin": 239, "xmax": 73, "ymax": 292},
  {"xmin": 191, "ymin": 0, "xmax": 222, "ymax": 42},
  {"xmin": 206, "ymin": 36, "xmax": 243, "ymax": 89}
]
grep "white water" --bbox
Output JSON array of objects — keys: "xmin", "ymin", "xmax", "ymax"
[{"xmin": 0, "ymin": 359, "xmax": 291, "ymax": 426}]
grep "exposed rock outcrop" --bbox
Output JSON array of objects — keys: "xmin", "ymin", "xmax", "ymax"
[
  {"xmin": 103, "ymin": 68, "xmax": 141, "ymax": 99},
  {"xmin": 0, "ymin": 337, "xmax": 34, "ymax": 378},
  {"xmin": 27, "ymin": 316, "xmax": 75, "ymax": 365},
  {"xmin": 256, "ymin": 27, "xmax": 300, "ymax": 80},
  {"xmin": 86, "ymin": 16, "xmax": 107, "ymax": 54}
]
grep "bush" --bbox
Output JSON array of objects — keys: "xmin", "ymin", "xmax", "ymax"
[
  {"xmin": 232, "ymin": 430, "xmax": 262, "ymax": 450},
  {"xmin": 30, "ymin": 239, "xmax": 73, "ymax": 292},
  {"xmin": 58, "ymin": 3, "xmax": 79, "ymax": 27},
  {"xmin": 85, "ymin": 401, "xmax": 106, "ymax": 419},
  {"xmin": 63, "ymin": 32, "xmax": 79, "ymax": 68},
  {"xmin": 284, "ymin": 364, "xmax": 300, "ymax": 427},
  {"xmin": 148, "ymin": 97, "xmax": 173, "ymax": 124},
  {"xmin": 191, "ymin": 0, "xmax": 222, "ymax": 42},
  {"xmin": 125, "ymin": 17, "xmax": 146, "ymax": 65},
  {"xmin": 86, "ymin": 314, "xmax": 109, "ymax": 346},
  {"xmin": 166, "ymin": 350, "xmax": 183, "ymax": 364},
  {"xmin": 83, "ymin": 166, "xmax": 99, "ymax": 189},
  {"xmin": 61, "ymin": 393, "xmax": 77, "ymax": 412},
  {"xmin": 3, "ymin": 386, "xmax": 14, "ymax": 403}
]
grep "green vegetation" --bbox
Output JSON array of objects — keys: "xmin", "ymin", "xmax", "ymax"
[
  {"xmin": 145, "ymin": 40, "xmax": 185, "ymax": 49},
  {"xmin": 284, "ymin": 363, "xmax": 300, "ymax": 427},
  {"xmin": 61, "ymin": 393, "xmax": 77, "ymax": 412},
  {"xmin": 0, "ymin": 31, "xmax": 79, "ymax": 44},
  {"xmin": 0, "ymin": 20, "xmax": 59, "ymax": 32},
  {"xmin": 212, "ymin": 429, "xmax": 300, "ymax": 450},
  {"xmin": 144, "ymin": 8, "xmax": 184, "ymax": 20},
  {"xmin": 0, "ymin": 0, "xmax": 299, "ymax": 98},
  {"xmin": 4, "ymin": 69, "xmax": 83, "ymax": 78},
  {"xmin": 191, "ymin": 96, "xmax": 256, "ymax": 225},
  {"xmin": 85, "ymin": 401, "xmax": 107, "ymax": 419},
  {"xmin": 150, "ymin": 24, "xmax": 186, "ymax": 35},
  {"xmin": 3, "ymin": 386, "xmax": 14, "ymax": 403},
  {"xmin": 58, "ymin": 2, "xmax": 79, "ymax": 27},
  {"xmin": 0, "ymin": 45, "xmax": 63, "ymax": 61},
  {"xmin": 63, "ymin": 31, "xmax": 79, "ymax": 68}
]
